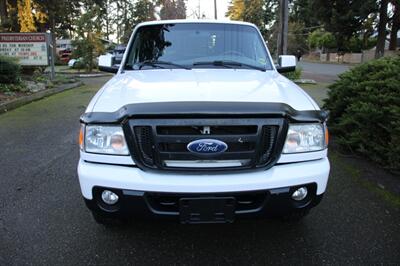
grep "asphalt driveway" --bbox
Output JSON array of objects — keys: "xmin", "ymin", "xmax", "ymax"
[
  {"xmin": 0, "ymin": 76, "xmax": 399, "ymax": 265},
  {"xmin": 299, "ymin": 61, "xmax": 351, "ymax": 83}
]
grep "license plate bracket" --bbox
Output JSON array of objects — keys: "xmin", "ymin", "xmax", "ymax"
[{"xmin": 179, "ymin": 197, "xmax": 236, "ymax": 224}]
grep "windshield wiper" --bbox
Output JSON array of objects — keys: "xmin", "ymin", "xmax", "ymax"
[
  {"xmin": 137, "ymin": 60, "xmax": 191, "ymax": 70},
  {"xmin": 193, "ymin": 60, "xmax": 266, "ymax": 71}
]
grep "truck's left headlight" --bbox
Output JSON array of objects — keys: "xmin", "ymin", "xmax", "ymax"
[
  {"xmin": 82, "ymin": 125, "xmax": 129, "ymax": 155},
  {"xmin": 283, "ymin": 123, "xmax": 327, "ymax": 154}
]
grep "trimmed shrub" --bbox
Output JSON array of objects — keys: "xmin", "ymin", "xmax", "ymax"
[
  {"xmin": 0, "ymin": 56, "xmax": 21, "ymax": 84},
  {"xmin": 283, "ymin": 66, "xmax": 302, "ymax": 80},
  {"xmin": 72, "ymin": 60, "xmax": 86, "ymax": 70},
  {"xmin": 324, "ymin": 56, "xmax": 400, "ymax": 171}
]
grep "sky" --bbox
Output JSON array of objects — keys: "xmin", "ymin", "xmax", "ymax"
[{"xmin": 186, "ymin": 0, "xmax": 231, "ymax": 20}]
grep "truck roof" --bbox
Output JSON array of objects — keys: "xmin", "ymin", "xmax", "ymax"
[{"xmin": 136, "ymin": 19, "xmax": 257, "ymax": 28}]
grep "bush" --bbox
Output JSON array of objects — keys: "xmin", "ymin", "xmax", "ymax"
[
  {"xmin": 0, "ymin": 56, "xmax": 21, "ymax": 84},
  {"xmin": 72, "ymin": 60, "xmax": 86, "ymax": 70},
  {"xmin": 324, "ymin": 56, "xmax": 400, "ymax": 171},
  {"xmin": 283, "ymin": 67, "xmax": 302, "ymax": 80}
]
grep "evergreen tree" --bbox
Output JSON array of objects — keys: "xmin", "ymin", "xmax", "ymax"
[
  {"xmin": 227, "ymin": 0, "xmax": 278, "ymax": 38},
  {"xmin": 72, "ymin": 3, "xmax": 105, "ymax": 72},
  {"xmin": 311, "ymin": 0, "xmax": 377, "ymax": 52},
  {"xmin": 159, "ymin": 0, "xmax": 186, "ymax": 20}
]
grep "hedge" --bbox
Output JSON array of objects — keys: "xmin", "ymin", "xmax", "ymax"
[
  {"xmin": 324, "ymin": 56, "xmax": 400, "ymax": 171},
  {"xmin": 0, "ymin": 55, "xmax": 21, "ymax": 84}
]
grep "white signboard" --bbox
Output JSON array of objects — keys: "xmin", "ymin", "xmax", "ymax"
[{"xmin": 0, "ymin": 33, "xmax": 48, "ymax": 66}]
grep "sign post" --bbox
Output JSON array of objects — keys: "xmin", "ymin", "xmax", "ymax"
[{"xmin": 48, "ymin": 32, "xmax": 55, "ymax": 80}]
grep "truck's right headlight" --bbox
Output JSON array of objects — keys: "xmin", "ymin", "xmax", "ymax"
[
  {"xmin": 82, "ymin": 124, "xmax": 129, "ymax": 155},
  {"xmin": 283, "ymin": 123, "xmax": 327, "ymax": 154}
]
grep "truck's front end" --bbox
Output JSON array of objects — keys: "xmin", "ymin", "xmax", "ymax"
[{"xmin": 78, "ymin": 21, "xmax": 330, "ymax": 225}]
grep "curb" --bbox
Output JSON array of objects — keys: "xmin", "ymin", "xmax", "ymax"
[
  {"xmin": 76, "ymin": 73, "xmax": 113, "ymax": 78},
  {"xmin": 0, "ymin": 81, "xmax": 84, "ymax": 114},
  {"xmin": 44, "ymin": 71, "xmax": 113, "ymax": 78}
]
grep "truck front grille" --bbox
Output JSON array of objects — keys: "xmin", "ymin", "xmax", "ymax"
[{"xmin": 129, "ymin": 118, "xmax": 285, "ymax": 172}]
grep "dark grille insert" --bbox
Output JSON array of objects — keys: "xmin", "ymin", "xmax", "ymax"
[
  {"xmin": 157, "ymin": 125, "xmax": 258, "ymax": 135},
  {"xmin": 128, "ymin": 118, "xmax": 284, "ymax": 171},
  {"xmin": 257, "ymin": 126, "xmax": 279, "ymax": 166},
  {"xmin": 133, "ymin": 126, "xmax": 155, "ymax": 167}
]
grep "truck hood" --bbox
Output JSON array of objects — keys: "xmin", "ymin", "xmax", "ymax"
[{"xmin": 89, "ymin": 69, "xmax": 318, "ymax": 113}]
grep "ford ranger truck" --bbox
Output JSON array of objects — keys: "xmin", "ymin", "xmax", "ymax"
[{"xmin": 78, "ymin": 20, "xmax": 330, "ymax": 225}]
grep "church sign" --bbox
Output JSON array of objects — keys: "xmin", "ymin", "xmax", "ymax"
[{"xmin": 0, "ymin": 33, "xmax": 49, "ymax": 66}]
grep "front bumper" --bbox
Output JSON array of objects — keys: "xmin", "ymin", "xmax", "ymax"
[
  {"xmin": 85, "ymin": 184, "xmax": 324, "ymax": 221},
  {"xmin": 78, "ymin": 157, "xmax": 330, "ymax": 199},
  {"xmin": 78, "ymin": 158, "xmax": 329, "ymax": 220}
]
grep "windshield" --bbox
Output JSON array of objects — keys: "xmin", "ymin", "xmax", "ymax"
[{"xmin": 124, "ymin": 23, "xmax": 273, "ymax": 71}]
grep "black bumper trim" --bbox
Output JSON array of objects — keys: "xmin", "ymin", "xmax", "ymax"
[{"xmin": 84, "ymin": 183, "xmax": 324, "ymax": 221}]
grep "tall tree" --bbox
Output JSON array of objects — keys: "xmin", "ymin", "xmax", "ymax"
[
  {"xmin": 375, "ymin": 0, "xmax": 389, "ymax": 58},
  {"xmin": 100, "ymin": 0, "xmax": 115, "ymax": 40},
  {"xmin": 34, "ymin": 0, "xmax": 81, "ymax": 57},
  {"xmin": 290, "ymin": 0, "xmax": 319, "ymax": 28},
  {"xmin": 0, "ymin": 0, "xmax": 19, "ymax": 31},
  {"xmin": 311, "ymin": 0, "xmax": 377, "ymax": 52},
  {"xmin": 227, "ymin": 0, "xmax": 278, "ymax": 37},
  {"xmin": 17, "ymin": 0, "xmax": 36, "ymax": 32},
  {"xmin": 114, "ymin": 0, "xmax": 155, "ymax": 43},
  {"xmin": 133, "ymin": 0, "xmax": 155, "ymax": 23},
  {"xmin": 73, "ymin": 2, "xmax": 105, "ymax": 72},
  {"xmin": 0, "ymin": 0, "xmax": 7, "ymax": 30},
  {"xmin": 159, "ymin": 0, "xmax": 186, "ymax": 19},
  {"xmin": 226, "ymin": 0, "xmax": 244, "ymax": 21}
]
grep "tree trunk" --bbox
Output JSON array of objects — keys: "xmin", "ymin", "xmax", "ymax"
[
  {"xmin": 8, "ymin": 0, "xmax": 19, "ymax": 31},
  {"xmin": 389, "ymin": 1, "xmax": 399, "ymax": 50},
  {"xmin": 0, "ymin": 0, "xmax": 7, "ymax": 29},
  {"xmin": 375, "ymin": 0, "xmax": 389, "ymax": 58}
]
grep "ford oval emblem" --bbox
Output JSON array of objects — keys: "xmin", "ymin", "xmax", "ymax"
[{"xmin": 187, "ymin": 139, "xmax": 228, "ymax": 154}]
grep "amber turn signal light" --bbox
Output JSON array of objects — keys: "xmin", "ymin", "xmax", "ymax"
[
  {"xmin": 325, "ymin": 125, "xmax": 329, "ymax": 146},
  {"xmin": 79, "ymin": 124, "xmax": 84, "ymax": 150}
]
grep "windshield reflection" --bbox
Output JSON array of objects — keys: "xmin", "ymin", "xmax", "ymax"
[{"xmin": 125, "ymin": 23, "xmax": 273, "ymax": 71}]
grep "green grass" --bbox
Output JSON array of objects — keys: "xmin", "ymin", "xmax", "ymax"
[
  {"xmin": 297, "ymin": 83, "xmax": 331, "ymax": 106},
  {"xmin": 299, "ymin": 82, "xmax": 331, "ymax": 90},
  {"xmin": 330, "ymin": 151, "xmax": 400, "ymax": 209}
]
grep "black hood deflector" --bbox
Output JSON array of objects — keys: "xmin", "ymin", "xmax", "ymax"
[{"xmin": 80, "ymin": 102, "xmax": 328, "ymax": 124}]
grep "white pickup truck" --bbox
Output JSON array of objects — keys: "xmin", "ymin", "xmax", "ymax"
[{"xmin": 78, "ymin": 20, "xmax": 330, "ymax": 225}]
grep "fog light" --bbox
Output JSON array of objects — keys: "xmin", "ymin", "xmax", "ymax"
[
  {"xmin": 101, "ymin": 190, "xmax": 119, "ymax": 205},
  {"xmin": 292, "ymin": 187, "xmax": 308, "ymax": 201}
]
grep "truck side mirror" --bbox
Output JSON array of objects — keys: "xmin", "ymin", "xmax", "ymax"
[
  {"xmin": 276, "ymin": 55, "xmax": 296, "ymax": 73},
  {"xmin": 98, "ymin": 54, "xmax": 119, "ymax": 73}
]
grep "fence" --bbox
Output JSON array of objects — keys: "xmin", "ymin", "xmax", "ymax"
[{"xmin": 318, "ymin": 50, "xmax": 399, "ymax": 64}]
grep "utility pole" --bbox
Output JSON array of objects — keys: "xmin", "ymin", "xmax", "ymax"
[
  {"xmin": 198, "ymin": 0, "xmax": 201, "ymax": 19},
  {"xmin": 277, "ymin": 0, "xmax": 288, "ymax": 56},
  {"xmin": 214, "ymin": 0, "xmax": 217, "ymax": 19}
]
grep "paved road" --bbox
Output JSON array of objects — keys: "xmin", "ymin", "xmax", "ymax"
[
  {"xmin": 0, "ymin": 77, "xmax": 399, "ymax": 265},
  {"xmin": 299, "ymin": 61, "xmax": 351, "ymax": 83}
]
